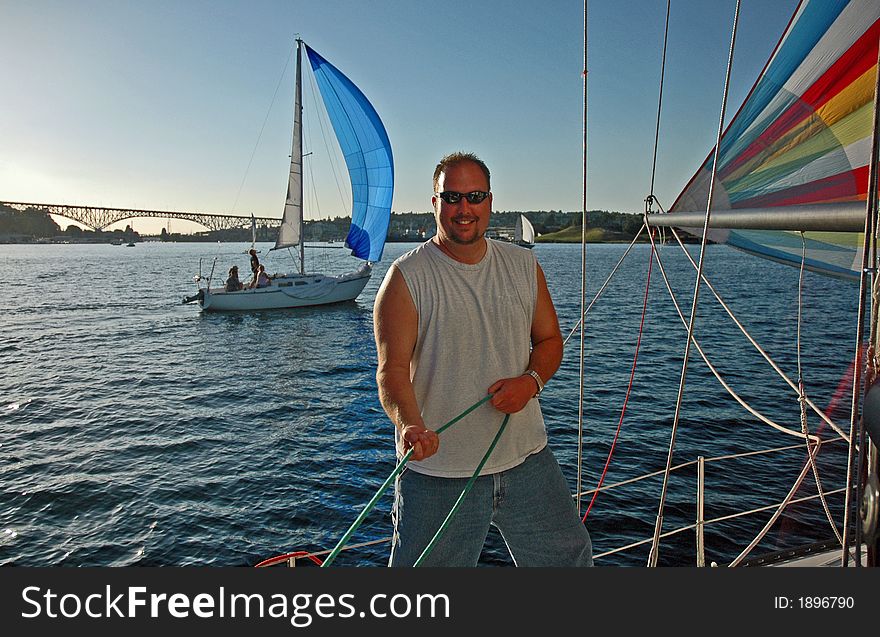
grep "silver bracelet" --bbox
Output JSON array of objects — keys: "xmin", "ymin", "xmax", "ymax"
[{"xmin": 524, "ymin": 369, "xmax": 544, "ymax": 396}]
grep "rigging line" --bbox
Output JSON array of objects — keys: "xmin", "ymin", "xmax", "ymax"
[
  {"xmin": 796, "ymin": 233, "xmax": 843, "ymax": 545},
  {"xmin": 843, "ymin": 38, "xmax": 880, "ymax": 567},
  {"xmin": 582, "ymin": 232, "xmax": 654, "ymax": 522},
  {"xmin": 647, "ymin": 195, "xmax": 669, "ymax": 244},
  {"xmin": 576, "ymin": 0, "xmax": 590, "ymax": 516},
  {"xmin": 797, "ymin": 233, "xmax": 806, "ymax": 389},
  {"xmin": 648, "ymin": 0, "xmax": 740, "ymax": 566},
  {"xmin": 865, "ymin": 38, "xmax": 880, "ymax": 382},
  {"xmin": 563, "ymin": 224, "xmax": 646, "ymax": 346},
  {"xmin": 230, "ymin": 40, "xmax": 296, "ymax": 216},
  {"xmin": 304, "ymin": 58, "xmax": 350, "ymax": 218},
  {"xmin": 728, "ymin": 439, "xmax": 824, "ymax": 567},
  {"xmin": 647, "ymin": 0, "xmax": 671, "ymax": 205},
  {"xmin": 872, "ymin": 275, "xmax": 880, "ymax": 372},
  {"xmin": 666, "ymin": 226, "xmax": 847, "ymax": 441},
  {"xmin": 413, "ymin": 415, "xmax": 510, "ymax": 567},
  {"xmin": 647, "ymin": 228, "xmax": 816, "ymax": 440},
  {"xmin": 302, "ymin": 122, "xmax": 324, "ymax": 222},
  {"xmin": 321, "ymin": 394, "xmax": 493, "ymax": 567},
  {"xmin": 648, "ymin": 0, "xmax": 743, "ymax": 567}
]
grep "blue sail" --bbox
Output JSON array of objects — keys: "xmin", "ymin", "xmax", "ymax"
[{"xmin": 305, "ymin": 44, "xmax": 394, "ymax": 263}]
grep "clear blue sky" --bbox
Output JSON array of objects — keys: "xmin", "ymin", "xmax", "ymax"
[{"xmin": 0, "ymin": 0, "xmax": 800, "ymax": 233}]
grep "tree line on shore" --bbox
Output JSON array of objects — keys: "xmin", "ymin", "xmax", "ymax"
[{"xmin": 1, "ymin": 204, "xmax": 649, "ymax": 243}]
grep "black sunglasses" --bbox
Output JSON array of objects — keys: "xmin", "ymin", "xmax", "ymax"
[{"xmin": 435, "ymin": 190, "xmax": 490, "ymax": 204}]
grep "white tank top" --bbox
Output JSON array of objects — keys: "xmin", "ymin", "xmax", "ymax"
[{"xmin": 392, "ymin": 239, "xmax": 548, "ymax": 477}]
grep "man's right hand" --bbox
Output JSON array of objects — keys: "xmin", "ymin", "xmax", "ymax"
[{"xmin": 401, "ymin": 424, "xmax": 439, "ymax": 461}]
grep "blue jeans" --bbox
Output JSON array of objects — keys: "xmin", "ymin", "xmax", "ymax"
[{"xmin": 389, "ymin": 445, "xmax": 593, "ymax": 567}]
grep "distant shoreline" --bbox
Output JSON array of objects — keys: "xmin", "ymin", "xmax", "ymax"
[
  {"xmin": 1, "ymin": 235, "xmax": 659, "ymax": 245},
  {"xmin": 1, "ymin": 235, "xmax": 699, "ymax": 246}
]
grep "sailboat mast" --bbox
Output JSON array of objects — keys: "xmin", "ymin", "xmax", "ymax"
[
  {"xmin": 295, "ymin": 39, "xmax": 305, "ymax": 275},
  {"xmin": 849, "ymin": 36, "xmax": 880, "ymax": 567}
]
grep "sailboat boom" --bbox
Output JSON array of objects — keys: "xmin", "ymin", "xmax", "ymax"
[{"xmin": 645, "ymin": 203, "xmax": 865, "ymax": 232}]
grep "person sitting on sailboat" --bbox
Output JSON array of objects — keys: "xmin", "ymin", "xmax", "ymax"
[
  {"xmin": 225, "ymin": 266, "xmax": 244, "ymax": 292},
  {"xmin": 251, "ymin": 264, "xmax": 271, "ymax": 289}
]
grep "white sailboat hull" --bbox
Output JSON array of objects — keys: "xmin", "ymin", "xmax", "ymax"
[{"xmin": 199, "ymin": 266, "xmax": 371, "ymax": 311}]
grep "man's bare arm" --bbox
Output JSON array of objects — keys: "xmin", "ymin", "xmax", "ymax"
[{"xmin": 373, "ymin": 265, "xmax": 439, "ymax": 460}]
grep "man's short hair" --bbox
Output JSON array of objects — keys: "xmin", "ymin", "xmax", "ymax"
[{"xmin": 433, "ymin": 152, "xmax": 491, "ymax": 193}]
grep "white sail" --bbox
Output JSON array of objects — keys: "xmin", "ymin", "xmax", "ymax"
[
  {"xmin": 515, "ymin": 214, "xmax": 535, "ymax": 246},
  {"xmin": 521, "ymin": 215, "xmax": 535, "ymax": 244},
  {"xmin": 274, "ymin": 42, "xmax": 303, "ymax": 252}
]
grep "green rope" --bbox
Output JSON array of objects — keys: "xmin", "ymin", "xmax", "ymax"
[
  {"xmin": 413, "ymin": 414, "xmax": 509, "ymax": 567},
  {"xmin": 321, "ymin": 393, "xmax": 495, "ymax": 567}
]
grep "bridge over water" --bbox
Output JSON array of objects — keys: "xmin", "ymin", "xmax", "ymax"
[{"xmin": 1, "ymin": 201, "xmax": 282, "ymax": 231}]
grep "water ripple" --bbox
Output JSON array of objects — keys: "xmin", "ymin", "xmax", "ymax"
[{"xmin": 0, "ymin": 242, "xmax": 857, "ymax": 566}]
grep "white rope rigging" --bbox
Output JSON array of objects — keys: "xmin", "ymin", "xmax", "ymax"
[
  {"xmin": 560, "ymin": 217, "xmax": 849, "ymax": 563},
  {"xmin": 728, "ymin": 440, "xmax": 822, "ymax": 566},
  {"xmin": 795, "ymin": 233, "xmax": 843, "ymax": 545},
  {"xmin": 646, "ymin": 0, "xmax": 741, "ymax": 566},
  {"xmin": 663, "ymin": 226, "xmax": 849, "ymax": 441},
  {"xmin": 646, "ymin": 227, "xmax": 820, "ymax": 440}
]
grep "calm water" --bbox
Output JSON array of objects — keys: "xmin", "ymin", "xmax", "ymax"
[{"xmin": 0, "ymin": 240, "xmax": 859, "ymax": 566}]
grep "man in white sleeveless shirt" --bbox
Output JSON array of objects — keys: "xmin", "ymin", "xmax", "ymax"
[{"xmin": 373, "ymin": 152, "xmax": 592, "ymax": 566}]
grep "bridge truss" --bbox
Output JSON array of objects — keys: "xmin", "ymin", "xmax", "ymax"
[{"xmin": 1, "ymin": 201, "xmax": 281, "ymax": 232}]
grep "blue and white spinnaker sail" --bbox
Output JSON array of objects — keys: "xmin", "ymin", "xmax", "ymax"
[{"xmin": 305, "ymin": 44, "xmax": 394, "ymax": 263}]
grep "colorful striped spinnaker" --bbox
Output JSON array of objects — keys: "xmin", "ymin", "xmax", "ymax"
[{"xmin": 670, "ymin": 0, "xmax": 879, "ymax": 279}]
